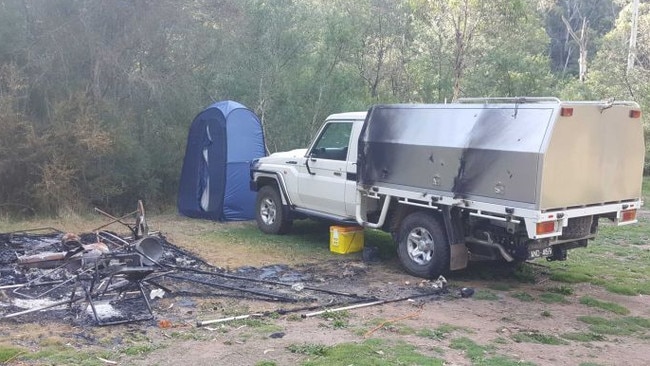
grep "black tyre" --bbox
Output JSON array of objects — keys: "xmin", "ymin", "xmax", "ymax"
[
  {"xmin": 256, "ymin": 185, "xmax": 292, "ymax": 234},
  {"xmin": 396, "ymin": 211, "xmax": 450, "ymax": 278}
]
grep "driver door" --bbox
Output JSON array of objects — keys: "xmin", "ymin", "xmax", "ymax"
[{"xmin": 297, "ymin": 121, "xmax": 352, "ymax": 217}]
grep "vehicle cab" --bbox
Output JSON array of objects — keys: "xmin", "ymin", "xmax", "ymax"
[{"xmin": 250, "ymin": 112, "xmax": 366, "ymax": 233}]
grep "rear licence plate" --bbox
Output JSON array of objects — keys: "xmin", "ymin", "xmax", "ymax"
[{"xmin": 528, "ymin": 247, "xmax": 552, "ymax": 259}]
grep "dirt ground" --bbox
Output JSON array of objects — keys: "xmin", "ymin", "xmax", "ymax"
[
  {"xmin": 125, "ymin": 264, "xmax": 650, "ymax": 366},
  {"xmin": 2, "ymin": 215, "xmax": 650, "ymax": 366}
]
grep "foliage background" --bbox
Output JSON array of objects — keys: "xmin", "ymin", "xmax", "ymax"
[{"xmin": 0, "ymin": 0, "xmax": 648, "ymax": 215}]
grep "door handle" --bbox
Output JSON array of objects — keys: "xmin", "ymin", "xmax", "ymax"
[
  {"xmin": 285, "ymin": 161, "xmax": 298, "ymax": 164},
  {"xmin": 333, "ymin": 172, "xmax": 342, "ymax": 176}
]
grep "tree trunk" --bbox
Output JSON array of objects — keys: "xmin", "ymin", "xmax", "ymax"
[
  {"xmin": 562, "ymin": 15, "xmax": 588, "ymax": 82},
  {"xmin": 627, "ymin": 0, "xmax": 639, "ymax": 74}
]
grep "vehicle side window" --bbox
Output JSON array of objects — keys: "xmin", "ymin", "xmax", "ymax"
[{"xmin": 310, "ymin": 122, "xmax": 352, "ymax": 161}]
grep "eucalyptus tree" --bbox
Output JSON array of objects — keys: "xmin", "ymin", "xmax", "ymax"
[
  {"xmin": 409, "ymin": 0, "xmax": 531, "ymax": 101},
  {"xmin": 542, "ymin": 0, "xmax": 620, "ymax": 78},
  {"xmin": 580, "ymin": 2, "xmax": 650, "ymax": 171}
]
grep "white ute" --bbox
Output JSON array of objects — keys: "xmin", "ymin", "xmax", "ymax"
[{"xmin": 250, "ymin": 98, "xmax": 645, "ymax": 278}]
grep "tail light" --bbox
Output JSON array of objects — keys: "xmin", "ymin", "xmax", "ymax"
[
  {"xmin": 560, "ymin": 107, "xmax": 573, "ymax": 117},
  {"xmin": 629, "ymin": 110, "xmax": 641, "ymax": 118},
  {"xmin": 621, "ymin": 209, "xmax": 637, "ymax": 222},
  {"xmin": 536, "ymin": 221, "xmax": 557, "ymax": 235}
]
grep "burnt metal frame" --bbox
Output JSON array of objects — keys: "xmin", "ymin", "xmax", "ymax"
[{"xmin": 82, "ymin": 252, "xmax": 155, "ymax": 326}]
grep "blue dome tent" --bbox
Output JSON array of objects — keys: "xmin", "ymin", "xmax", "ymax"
[{"xmin": 177, "ymin": 101, "xmax": 266, "ymax": 221}]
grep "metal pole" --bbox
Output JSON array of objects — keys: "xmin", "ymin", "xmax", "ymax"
[
  {"xmin": 302, "ymin": 300, "xmax": 386, "ymax": 318},
  {"xmin": 197, "ymin": 313, "xmax": 264, "ymax": 327},
  {"xmin": 302, "ymin": 291, "xmax": 442, "ymax": 318}
]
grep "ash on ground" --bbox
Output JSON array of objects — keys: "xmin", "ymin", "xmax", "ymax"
[{"xmin": 1, "ymin": 228, "xmax": 445, "ymax": 327}]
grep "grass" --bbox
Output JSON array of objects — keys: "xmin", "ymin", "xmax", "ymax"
[
  {"xmin": 473, "ymin": 289, "xmax": 500, "ymax": 301},
  {"xmin": 450, "ymin": 337, "xmax": 536, "ymax": 366},
  {"xmin": 416, "ymin": 324, "xmax": 464, "ymax": 340},
  {"xmin": 539, "ymin": 293, "xmax": 569, "ymax": 304},
  {"xmin": 512, "ymin": 330, "xmax": 568, "ymax": 345},
  {"xmin": 21, "ymin": 345, "xmax": 121, "ymax": 366},
  {"xmin": 361, "ymin": 318, "xmax": 416, "ymax": 336},
  {"xmin": 206, "ymin": 220, "xmax": 397, "ymax": 265},
  {"xmin": 578, "ymin": 315, "xmax": 650, "ymax": 336},
  {"xmin": 320, "ymin": 310, "xmax": 350, "ymax": 329},
  {"xmin": 0, "ymin": 344, "xmax": 26, "ymax": 363},
  {"xmin": 287, "ymin": 343, "xmax": 330, "ymax": 356},
  {"xmin": 545, "ymin": 216, "xmax": 650, "ymax": 296},
  {"xmin": 579, "ymin": 296, "xmax": 630, "ymax": 315},
  {"xmin": 168, "ymin": 330, "xmax": 210, "ymax": 341},
  {"xmin": 204, "ymin": 220, "xmax": 334, "ymax": 261},
  {"xmin": 123, "ymin": 344, "xmax": 158, "ymax": 356},
  {"xmin": 511, "ymin": 292, "xmax": 535, "ymax": 302},
  {"xmin": 229, "ymin": 318, "xmax": 284, "ymax": 333},
  {"xmin": 256, "ymin": 362, "xmax": 278, "ymax": 366},
  {"xmin": 543, "ymin": 178, "xmax": 650, "ymax": 296},
  {"xmin": 546, "ymin": 285, "xmax": 574, "ymax": 295},
  {"xmin": 487, "ymin": 282, "xmax": 514, "ymax": 291},
  {"xmin": 560, "ymin": 332, "xmax": 606, "ymax": 342},
  {"xmin": 289, "ymin": 339, "xmax": 445, "ymax": 366}
]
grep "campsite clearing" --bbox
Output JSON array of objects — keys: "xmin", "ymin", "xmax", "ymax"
[{"xmin": 2, "ymin": 212, "xmax": 650, "ymax": 365}]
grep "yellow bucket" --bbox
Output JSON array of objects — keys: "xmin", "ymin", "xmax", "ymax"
[{"xmin": 329, "ymin": 226, "xmax": 364, "ymax": 254}]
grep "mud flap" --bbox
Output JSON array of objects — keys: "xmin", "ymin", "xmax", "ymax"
[
  {"xmin": 450, "ymin": 243, "xmax": 469, "ymax": 270},
  {"xmin": 442, "ymin": 207, "xmax": 468, "ymax": 270}
]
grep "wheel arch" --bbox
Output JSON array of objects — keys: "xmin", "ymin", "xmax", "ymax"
[{"xmin": 253, "ymin": 173, "xmax": 292, "ymax": 206}]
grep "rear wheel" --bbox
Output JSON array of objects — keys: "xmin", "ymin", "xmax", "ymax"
[
  {"xmin": 256, "ymin": 185, "xmax": 292, "ymax": 234},
  {"xmin": 397, "ymin": 211, "xmax": 449, "ymax": 278}
]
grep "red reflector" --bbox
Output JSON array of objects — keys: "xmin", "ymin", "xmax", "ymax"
[
  {"xmin": 536, "ymin": 221, "xmax": 556, "ymax": 235},
  {"xmin": 560, "ymin": 107, "xmax": 573, "ymax": 117},
  {"xmin": 621, "ymin": 209, "xmax": 637, "ymax": 222},
  {"xmin": 630, "ymin": 110, "xmax": 642, "ymax": 118}
]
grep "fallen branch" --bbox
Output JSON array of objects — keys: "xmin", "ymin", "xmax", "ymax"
[{"xmin": 363, "ymin": 311, "xmax": 420, "ymax": 338}]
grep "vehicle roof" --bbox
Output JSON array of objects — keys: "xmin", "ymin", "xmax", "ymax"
[{"xmin": 326, "ymin": 111, "xmax": 367, "ymax": 121}]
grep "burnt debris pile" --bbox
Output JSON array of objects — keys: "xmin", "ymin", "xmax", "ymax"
[
  {"xmin": 0, "ymin": 204, "xmax": 447, "ymax": 327},
  {"xmin": 0, "ymin": 228, "xmax": 376, "ymax": 326}
]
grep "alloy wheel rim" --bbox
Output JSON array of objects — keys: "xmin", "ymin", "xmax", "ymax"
[{"xmin": 406, "ymin": 227, "xmax": 434, "ymax": 265}]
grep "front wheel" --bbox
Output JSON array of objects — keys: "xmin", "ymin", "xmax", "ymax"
[
  {"xmin": 396, "ymin": 211, "xmax": 450, "ymax": 278},
  {"xmin": 256, "ymin": 185, "xmax": 292, "ymax": 234}
]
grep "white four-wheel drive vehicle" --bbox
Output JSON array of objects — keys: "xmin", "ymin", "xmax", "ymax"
[{"xmin": 250, "ymin": 98, "xmax": 645, "ymax": 278}]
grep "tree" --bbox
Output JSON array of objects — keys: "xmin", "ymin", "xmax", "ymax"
[
  {"xmin": 543, "ymin": 0, "xmax": 620, "ymax": 77},
  {"xmin": 411, "ymin": 0, "xmax": 528, "ymax": 100},
  {"xmin": 576, "ymin": 2, "xmax": 650, "ymax": 172},
  {"xmin": 627, "ymin": 0, "xmax": 640, "ymax": 73}
]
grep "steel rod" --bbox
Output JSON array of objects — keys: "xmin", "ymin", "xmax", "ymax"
[
  {"xmin": 196, "ymin": 297, "xmax": 375, "ymax": 327},
  {"xmin": 302, "ymin": 291, "xmax": 442, "ymax": 318},
  {"xmin": 0, "ymin": 281, "xmax": 63, "ymax": 290},
  {"xmin": 197, "ymin": 313, "xmax": 264, "ymax": 327}
]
